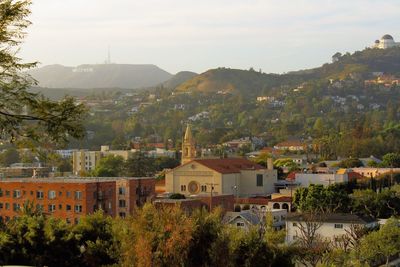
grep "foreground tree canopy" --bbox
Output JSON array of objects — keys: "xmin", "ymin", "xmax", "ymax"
[{"xmin": 0, "ymin": 0, "xmax": 86, "ymax": 143}]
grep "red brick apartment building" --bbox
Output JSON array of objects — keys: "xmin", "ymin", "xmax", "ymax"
[{"xmin": 0, "ymin": 177, "xmax": 155, "ymax": 223}]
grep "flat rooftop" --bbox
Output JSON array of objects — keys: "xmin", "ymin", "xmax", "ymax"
[{"xmin": 0, "ymin": 177, "xmax": 154, "ymax": 184}]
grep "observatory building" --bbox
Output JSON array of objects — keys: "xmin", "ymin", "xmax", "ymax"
[{"xmin": 372, "ymin": 34, "xmax": 400, "ymax": 49}]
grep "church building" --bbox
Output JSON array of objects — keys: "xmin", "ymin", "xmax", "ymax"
[{"xmin": 165, "ymin": 125, "xmax": 277, "ymax": 197}]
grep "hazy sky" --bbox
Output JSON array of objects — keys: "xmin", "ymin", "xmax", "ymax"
[{"xmin": 20, "ymin": 0, "xmax": 400, "ymax": 74}]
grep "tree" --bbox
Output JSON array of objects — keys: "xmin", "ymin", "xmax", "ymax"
[
  {"xmin": 119, "ymin": 203, "xmax": 194, "ymax": 267},
  {"xmin": 0, "ymin": 0, "xmax": 86, "ymax": 143},
  {"xmin": 381, "ymin": 152, "xmax": 400, "ymax": 168},
  {"xmin": 293, "ymin": 184, "xmax": 350, "ymax": 213},
  {"xmin": 292, "ymin": 213, "xmax": 330, "ymax": 267},
  {"xmin": 360, "ymin": 218, "xmax": 400, "ymax": 266},
  {"xmin": 0, "ymin": 147, "xmax": 20, "ymax": 166},
  {"xmin": 124, "ymin": 152, "xmax": 155, "ymax": 177},
  {"xmin": 93, "ymin": 154, "xmax": 124, "ymax": 177},
  {"xmin": 73, "ymin": 211, "xmax": 119, "ymax": 267},
  {"xmin": 337, "ymin": 158, "xmax": 363, "ymax": 168}
]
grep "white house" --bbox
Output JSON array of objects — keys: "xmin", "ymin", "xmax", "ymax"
[
  {"xmin": 294, "ymin": 173, "xmax": 348, "ymax": 187},
  {"xmin": 286, "ymin": 213, "xmax": 377, "ymax": 244},
  {"xmin": 225, "ymin": 209, "xmax": 287, "ymax": 231}
]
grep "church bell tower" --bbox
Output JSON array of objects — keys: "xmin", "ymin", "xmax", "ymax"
[{"xmin": 182, "ymin": 124, "xmax": 196, "ymax": 164}]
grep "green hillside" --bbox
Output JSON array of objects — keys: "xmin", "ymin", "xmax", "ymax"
[{"xmin": 68, "ymin": 47, "xmax": 400, "ymax": 159}]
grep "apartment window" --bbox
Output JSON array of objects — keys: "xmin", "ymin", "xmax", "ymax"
[
  {"xmin": 58, "ymin": 204, "xmax": 62, "ymax": 210},
  {"xmin": 66, "ymin": 204, "xmax": 71, "ymax": 211},
  {"xmin": 334, "ymin": 224, "xmax": 343, "ymax": 229},
  {"xmin": 30, "ymin": 191, "xmax": 33, "ymax": 196},
  {"xmin": 181, "ymin": 185, "xmax": 186, "ymax": 192},
  {"xmin": 66, "ymin": 218, "xmax": 71, "ymax": 224},
  {"xmin": 48, "ymin": 204, "xmax": 56, "ymax": 212},
  {"xmin": 118, "ymin": 187, "xmax": 126, "ymax": 195},
  {"xmin": 59, "ymin": 191, "xmax": 62, "ymax": 197},
  {"xmin": 119, "ymin": 212, "xmax": 126, "ymax": 218},
  {"xmin": 5, "ymin": 203, "xmax": 9, "ymax": 210},
  {"xmin": 256, "ymin": 174, "xmax": 263, "ymax": 187},
  {"xmin": 0, "ymin": 189, "xmax": 3, "ymax": 197},
  {"xmin": 201, "ymin": 185, "xmax": 207, "ymax": 192},
  {"xmin": 5, "ymin": 190, "xmax": 10, "ymax": 197},
  {"xmin": 13, "ymin": 203, "xmax": 20, "ymax": 211},
  {"xmin": 119, "ymin": 200, "xmax": 126, "ymax": 208},
  {"xmin": 75, "ymin": 205, "xmax": 82, "ymax": 213},
  {"xmin": 13, "ymin": 190, "xmax": 21, "ymax": 198},
  {"xmin": 66, "ymin": 191, "xmax": 71, "ymax": 198},
  {"xmin": 74, "ymin": 218, "xmax": 79, "ymax": 224},
  {"xmin": 0, "ymin": 203, "xmax": 3, "ymax": 209},
  {"xmin": 74, "ymin": 191, "xmax": 82, "ymax": 200},
  {"xmin": 48, "ymin": 190, "xmax": 56, "ymax": 199},
  {"xmin": 22, "ymin": 190, "xmax": 26, "ymax": 196},
  {"xmin": 108, "ymin": 202, "xmax": 112, "ymax": 210},
  {"xmin": 36, "ymin": 191, "xmax": 44, "ymax": 199}
]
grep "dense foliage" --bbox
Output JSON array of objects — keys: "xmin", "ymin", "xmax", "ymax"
[
  {"xmin": 0, "ymin": 0, "xmax": 86, "ymax": 144},
  {"xmin": 0, "ymin": 204, "xmax": 293, "ymax": 267},
  {"xmin": 293, "ymin": 184, "xmax": 400, "ymax": 219}
]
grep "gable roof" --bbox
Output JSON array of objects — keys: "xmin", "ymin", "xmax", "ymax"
[
  {"xmin": 191, "ymin": 158, "xmax": 266, "ymax": 174},
  {"xmin": 286, "ymin": 213, "xmax": 376, "ymax": 224},
  {"xmin": 226, "ymin": 211, "xmax": 261, "ymax": 225}
]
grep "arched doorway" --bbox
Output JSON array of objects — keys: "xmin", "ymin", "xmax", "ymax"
[
  {"xmin": 273, "ymin": 203, "xmax": 280, "ymax": 209},
  {"xmin": 282, "ymin": 203, "xmax": 289, "ymax": 211}
]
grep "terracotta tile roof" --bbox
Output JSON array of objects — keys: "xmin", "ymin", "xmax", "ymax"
[
  {"xmin": 237, "ymin": 197, "xmax": 269, "ymax": 205},
  {"xmin": 286, "ymin": 172, "xmax": 296, "ymax": 180},
  {"xmin": 191, "ymin": 158, "xmax": 266, "ymax": 174},
  {"xmin": 270, "ymin": 196, "xmax": 293, "ymax": 203}
]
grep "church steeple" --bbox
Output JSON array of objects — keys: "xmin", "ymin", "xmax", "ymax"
[{"xmin": 182, "ymin": 124, "xmax": 196, "ymax": 164}]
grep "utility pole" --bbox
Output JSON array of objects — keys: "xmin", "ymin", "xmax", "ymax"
[{"xmin": 206, "ymin": 183, "xmax": 218, "ymax": 211}]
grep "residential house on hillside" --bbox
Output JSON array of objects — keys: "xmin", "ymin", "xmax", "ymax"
[
  {"xmin": 274, "ymin": 140, "xmax": 306, "ymax": 152},
  {"xmin": 286, "ymin": 213, "xmax": 378, "ymax": 244},
  {"xmin": 224, "ymin": 209, "xmax": 287, "ymax": 231}
]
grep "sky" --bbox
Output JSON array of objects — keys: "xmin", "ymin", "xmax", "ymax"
[{"xmin": 20, "ymin": 0, "xmax": 400, "ymax": 74}]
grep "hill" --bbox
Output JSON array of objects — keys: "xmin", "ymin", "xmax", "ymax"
[
  {"xmin": 28, "ymin": 64, "xmax": 172, "ymax": 89},
  {"xmin": 162, "ymin": 71, "xmax": 198, "ymax": 89},
  {"xmin": 175, "ymin": 68, "xmax": 305, "ymax": 96},
  {"xmin": 175, "ymin": 47, "xmax": 400, "ymax": 95}
]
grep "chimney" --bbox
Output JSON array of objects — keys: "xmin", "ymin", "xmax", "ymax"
[{"xmin": 267, "ymin": 158, "xmax": 274, "ymax": 170}]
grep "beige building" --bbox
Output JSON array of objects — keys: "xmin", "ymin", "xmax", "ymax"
[
  {"xmin": 165, "ymin": 158, "xmax": 277, "ymax": 197},
  {"xmin": 181, "ymin": 124, "xmax": 196, "ymax": 164},
  {"xmin": 166, "ymin": 123, "xmax": 277, "ymax": 197},
  {"xmin": 72, "ymin": 145, "xmax": 134, "ymax": 175}
]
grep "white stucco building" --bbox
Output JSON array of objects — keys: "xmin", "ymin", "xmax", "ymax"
[
  {"xmin": 294, "ymin": 173, "xmax": 348, "ymax": 187},
  {"xmin": 372, "ymin": 34, "xmax": 400, "ymax": 49},
  {"xmin": 286, "ymin": 213, "xmax": 377, "ymax": 244}
]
